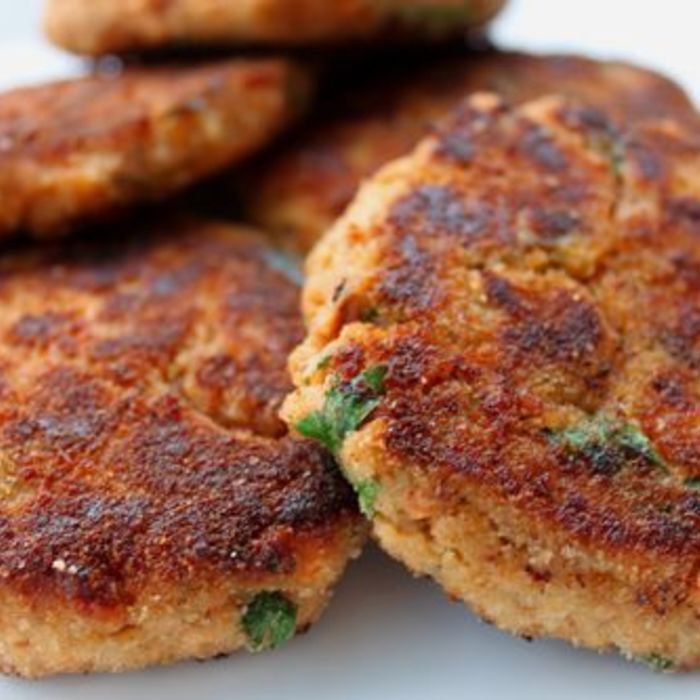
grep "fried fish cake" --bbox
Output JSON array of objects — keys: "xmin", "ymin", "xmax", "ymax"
[
  {"xmin": 44, "ymin": 0, "xmax": 506, "ymax": 56},
  {"xmin": 246, "ymin": 51, "xmax": 698, "ymax": 253},
  {"xmin": 0, "ymin": 59, "xmax": 310, "ymax": 240},
  {"xmin": 284, "ymin": 94, "xmax": 700, "ymax": 670},
  {"xmin": 0, "ymin": 218, "xmax": 364, "ymax": 678}
]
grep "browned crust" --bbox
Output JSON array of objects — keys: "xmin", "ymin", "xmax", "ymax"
[
  {"xmin": 285, "ymin": 95, "xmax": 700, "ymax": 659},
  {"xmin": 44, "ymin": 0, "xmax": 506, "ymax": 55},
  {"xmin": 245, "ymin": 51, "xmax": 698, "ymax": 253},
  {"xmin": 0, "ymin": 218, "xmax": 362, "ymax": 616},
  {"xmin": 0, "ymin": 59, "xmax": 311, "ymax": 238}
]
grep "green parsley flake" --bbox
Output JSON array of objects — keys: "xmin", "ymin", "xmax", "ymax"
[
  {"xmin": 296, "ymin": 365, "xmax": 388, "ymax": 454},
  {"xmin": 684, "ymin": 477, "xmax": 700, "ymax": 489},
  {"xmin": 243, "ymin": 592, "xmax": 297, "ymax": 652},
  {"xmin": 638, "ymin": 653, "xmax": 675, "ymax": 673},
  {"xmin": 550, "ymin": 415, "xmax": 667, "ymax": 474},
  {"xmin": 356, "ymin": 479, "xmax": 381, "ymax": 517},
  {"xmin": 360, "ymin": 306, "xmax": 380, "ymax": 323}
]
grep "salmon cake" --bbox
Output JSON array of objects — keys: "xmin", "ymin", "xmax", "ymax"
[
  {"xmin": 44, "ymin": 0, "xmax": 506, "ymax": 56},
  {"xmin": 284, "ymin": 94, "xmax": 700, "ymax": 670},
  {"xmin": 246, "ymin": 51, "xmax": 698, "ymax": 253},
  {"xmin": 0, "ymin": 217, "xmax": 364, "ymax": 678},
  {"xmin": 0, "ymin": 59, "xmax": 310, "ymax": 239}
]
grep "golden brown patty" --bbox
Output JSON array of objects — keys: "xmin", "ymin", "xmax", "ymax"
[
  {"xmin": 246, "ymin": 51, "xmax": 698, "ymax": 253},
  {"xmin": 44, "ymin": 0, "xmax": 506, "ymax": 56},
  {"xmin": 0, "ymin": 59, "xmax": 310, "ymax": 239},
  {"xmin": 284, "ymin": 94, "xmax": 700, "ymax": 670},
  {"xmin": 0, "ymin": 218, "xmax": 364, "ymax": 678}
]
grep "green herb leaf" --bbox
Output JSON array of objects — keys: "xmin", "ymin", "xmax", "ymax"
[
  {"xmin": 356, "ymin": 479, "xmax": 381, "ymax": 517},
  {"xmin": 362, "ymin": 365, "xmax": 388, "ymax": 394},
  {"xmin": 550, "ymin": 415, "xmax": 667, "ymax": 474},
  {"xmin": 684, "ymin": 477, "xmax": 700, "ymax": 489},
  {"xmin": 296, "ymin": 365, "xmax": 388, "ymax": 454},
  {"xmin": 243, "ymin": 592, "xmax": 297, "ymax": 652},
  {"xmin": 638, "ymin": 653, "xmax": 675, "ymax": 673},
  {"xmin": 360, "ymin": 306, "xmax": 380, "ymax": 323},
  {"xmin": 316, "ymin": 354, "xmax": 333, "ymax": 371}
]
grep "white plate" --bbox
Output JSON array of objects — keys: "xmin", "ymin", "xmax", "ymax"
[{"xmin": 0, "ymin": 1, "xmax": 699, "ymax": 698}]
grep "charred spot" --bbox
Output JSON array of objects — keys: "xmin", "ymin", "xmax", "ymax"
[
  {"xmin": 652, "ymin": 415, "xmax": 700, "ymax": 473},
  {"xmin": 662, "ymin": 302, "xmax": 700, "ymax": 367},
  {"xmin": 433, "ymin": 98, "xmax": 507, "ymax": 163},
  {"xmin": 670, "ymin": 251, "xmax": 700, "ymax": 290},
  {"xmin": 666, "ymin": 197, "xmax": 700, "ymax": 233},
  {"xmin": 379, "ymin": 235, "xmax": 437, "ymax": 309},
  {"xmin": 559, "ymin": 104, "xmax": 615, "ymax": 135},
  {"xmin": 527, "ymin": 208, "xmax": 581, "ymax": 241},
  {"xmin": 384, "ymin": 399, "xmax": 444, "ymax": 467},
  {"xmin": 520, "ymin": 123, "xmax": 568, "ymax": 171},
  {"xmin": 196, "ymin": 354, "xmax": 239, "ymax": 390},
  {"xmin": 484, "ymin": 273, "xmax": 526, "ymax": 315},
  {"xmin": 382, "ymin": 386, "xmax": 493, "ymax": 478},
  {"xmin": 626, "ymin": 137, "xmax": 665, "ymax": 181},
  {"xmin": 651, "ymin": 372, "xmax": 692, "ymax": 409},
  {"xmin": 524, "ymin": 564, "xmax": 552, "ymax": 584},
  {"xmin": 90, "ymin": 317, "xmax": 191, "ymax": 378},
  {"xmin": 6, "ymin": 312, "xmax": 76, "ymax": 348},
  {"xmin": 383, "ymin": 335, "xmax": 480, "ymax": 394},
  {"xmin": 388, "ymin": 184, "xmax": 496, "ymax": 243},
  {"xmin": 4, "ymin": 367, "xmax": 118, "ymax": 455},
  {"xmin": 333, "ymin": 344, "xmax": 366, "ymax": 382},
  {"xmin": 507, "ymin": 296, "xmax": 603, "ymax": 363},
  {"xmin": 434, "ymin": 127, "xmax": 475, "ymax": 164},
  {"xmin": 486, "ymin": 274, "xmax": 605, "ymax": 364},
  {"xmin": 99, "ymin": 292, "xmax": 143, "ymax": 320},
  {"xmin": 0, "ymin": 493, "xmax": 150, "ymax": 606}
]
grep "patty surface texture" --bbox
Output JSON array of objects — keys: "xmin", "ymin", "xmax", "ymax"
[
  {"xmin": 0, "ymin": 218, "xmax": 364, "ymax": 677},
  {"xmin": 0, "ymin": 59, "xmax": 310, "ymax": 239},
  {"xmin": 246, "ymin": 51, "xmax": 698, "ymax": 252},
  {"xmin": 44, "ymin": 0, "xmax": 506, "ymax": 55},
  {"xmin": 284, "ymin": 94, "xmax": 700, "ymax": 670}
]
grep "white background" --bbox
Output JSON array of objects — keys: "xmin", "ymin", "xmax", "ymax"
[{"xmin": 0, "ymin": 1, "xmax": 699, "ymax": 698}]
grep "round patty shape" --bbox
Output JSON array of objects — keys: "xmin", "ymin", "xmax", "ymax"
[
  {"xmin": 246, "ymin": 51, "xmax": 698, "ymax": 253},
  {"xmin": 284, "ymin": 94, "xmax": 700, "ymax": 670},
  {"xmin": 44, "ymin": 0, "xmax": 505, "ymax": 56},
  {"xmin": 0, "ymin": 59, "xmax": 310, "ymax": 239},
  {"xmin": 0, "ymin": 218, "xmax": 364, "ymax": 678}
]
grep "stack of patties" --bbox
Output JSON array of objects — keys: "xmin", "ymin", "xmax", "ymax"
[
  {"xmin": 0, "ymin": 0, "xmax": 509, "ymax": 679},
  {"xmin": 0, "ymin": 60, "xmax": 368, "ymax": 678},
  {"xmin": 1, "ymin": 0, "xmax": 697, "ymax": 679}
]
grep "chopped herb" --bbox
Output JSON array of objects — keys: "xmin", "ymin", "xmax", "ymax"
[
  {"xmin": 296, "ymin": 365, "xmax": 388, "ymax": 454},
  {"xmin": 316, "ymin": 354, "xmax": 333, "ymax": 371},
  {"xmin": 360, "ymin": 307, "xmax": 380, "ymax": 323},
  {"xmin": 550, "ymin": 415, "xmax": 667, "ymax": 475},
  {"xmin": 685, "ymin": 477, "xmax": 700, "ymax": 489},
  {"xmin": 243, "ymin": 592, "xmax": 297, "ymax": 652},
  {"xmin": 638, "ymin": 653, "xmax": 675, "ymax": 673},
  {"xmin": 362, "ymin": 365, "xmax": 388, "ymax": 394},
  {"xmin": 356, "ymin": 479, "xmax": 380, "ymax": 517}
]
